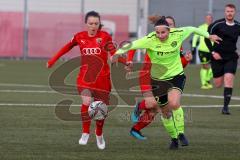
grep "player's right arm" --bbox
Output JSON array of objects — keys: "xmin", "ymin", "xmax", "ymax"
[
  {"xmin": 124, "ymin": 50, "xmax": 136, "ymax": 72},
  {"xmin": 47, "ymin": 37, "xmax": 78, "ymax": 68},
  {"xmin": 127, "ymin": 50, "xmax": 136, "ymax": 62},
  {"xmin": 139, "ymin": 54, "xmax": 152, "ymax": 93},
  {"xmin": 115, "ymin": 35, "xmax": 150, "ymax": 55}
]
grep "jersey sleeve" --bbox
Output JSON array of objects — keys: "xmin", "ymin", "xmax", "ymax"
[
  {"xmin": 115, "ymin": 36, "xmax": 150, "ymax": 55},
  {"xmin": 204, "ymin": 22, "xmax": 217, "ymax": 52},
  {"xmin": 192, "ymin": 33, "xmax": 199, "ymax": 48},
  {"xmin": 105, "ymin": 34, "xmax": 116, "ymax": 56},
  {"xmin": 47, "ymin": 36, "xmax": 77, "ymax": 68},
  {"xmin": 181, "ymin": 26, "xmax": 209, "ymax": 41},
  {"xmin": 127, "ymin": 50, "xmax": 136, "ymax": 62},
  {"xmin": 104, "ymin": 34, "xmax": 128, "ymax": 64}
]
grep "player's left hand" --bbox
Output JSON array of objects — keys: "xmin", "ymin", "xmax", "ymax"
[
  {"xmin": 209, "ymin": 35, "xmax": 222, "ymax": 44},
  {"xmin": 110, "ymin": 54, "xmax": 127, "ymax": 63}
]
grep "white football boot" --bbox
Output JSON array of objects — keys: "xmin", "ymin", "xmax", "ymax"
[
  {"xmin": 96, "ymin": 134, "xmax": 105, "ymax": 150},
  {"xmin": 79, "ymin": 133, "xmax": 89, "ymax": 145}
]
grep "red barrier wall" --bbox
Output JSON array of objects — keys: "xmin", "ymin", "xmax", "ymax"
[
  {"xmin": 0, "ymin": 12, "xmax": 23, "ymax": 57},
  {"xmin": 28, "ymin": 12, "xmax": 129, "ymax": 58},
  {"xmin": 0, "ymin": 12, "xmax": 129, "ymax": 58}
]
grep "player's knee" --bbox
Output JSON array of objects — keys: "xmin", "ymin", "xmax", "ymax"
[
  {"xmin": 145, "ymin": 100, "xmax": 158, "ymax": 109},
  {"xmin": 146, "ymin": 102, "xmax": 157, "ymax": 109},
  {"xmin": 224, "ymin": 79, "xmax": 234, "ymax": 87},
  {"xmin": 168, "ymin": 101, "xmax": 180, "ymax": 110},
  {"xmin": 162, "ymin": 110, "xmax": 172, "ymax": 119},
  {"xmin": 82, "ymin": 99, "xmax": 91, "ymax": 106},
  {"xmin": 214, "ymin": 83, "xmax": 222, "ymax": 88}
]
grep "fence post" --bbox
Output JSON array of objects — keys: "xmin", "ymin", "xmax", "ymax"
[{"xmin": 23, "ymin": 0, "xmax": 29, "ymax": 59}]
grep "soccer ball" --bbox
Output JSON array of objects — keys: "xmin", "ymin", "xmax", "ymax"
[{"xmin": 88, "ymin": 101, "xmax": 108, "ymax": 120}]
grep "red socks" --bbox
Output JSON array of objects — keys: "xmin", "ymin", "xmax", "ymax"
[
  {"xmin": 138, "ymin": 100, "xmax": 147, "ymax": 111},
  {"xmin": 95, "ymin": 120, "xmax": 105, "ymax": 136},
  {"xmin": 133, "ymin": 110, "xmax": 155, "ymax": 131},
  {"xmin": 81, "ymin": 104, "xmax": 91, "ymax": 134},
  {"xmin": 81, "ymin": 104, "xmax": 105, "ymax": 136}
]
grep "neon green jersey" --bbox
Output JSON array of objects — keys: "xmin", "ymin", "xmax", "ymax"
[
  {"xmin": 192, "ymin": 23, "xmax": 211, "ymax": 52},
  {"xmin": 116, "ymin": 26, "xmax": 209, "ymax": 80}
]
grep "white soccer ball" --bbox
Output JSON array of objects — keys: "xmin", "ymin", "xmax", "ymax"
[{"xmin": 88, "ymin": 101, "xmax": 108, "ymax": 120}]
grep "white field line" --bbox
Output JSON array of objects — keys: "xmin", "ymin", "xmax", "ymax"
[
  {"xmin": 1, "ymin": 89, "xmax": 240, "ymax": 101},
  {"xmin": 1, "ymin": 83, "xmax": 240, "ymax": 100},
  {"xmin": 0, "ymin": 89, "xmax": 56, "ymax": 93},
  {"xmin": 0, "ymin": 83, "xmax": 49, "ymax": 88},
  {"xmin": 0, "ymin": 103, "xmax": 240, "ymax": 108}
]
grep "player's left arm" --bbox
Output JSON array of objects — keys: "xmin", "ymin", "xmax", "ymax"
[
  {"xmin": 105, "ymin": 34, "xmax": 127, "ymax": 64},
  {"xmin": 115, "ymin": 36, "xmax": 150, "ymax": 55},
  {"xmin": 182, "ymin": 26, "xmax": 222, "ymax": 44}
]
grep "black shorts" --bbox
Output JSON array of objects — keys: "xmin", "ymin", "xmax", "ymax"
[
  {"xmin": 151, "ymin": 74, "xmax": 186, "ymax": 107},
  {"xmin": 198, "ymin": 51, "xmax": 211, "ymax": 64},
  {"xmin": 211, "ymin": 59, "xmax": 238, "ymax": 78}
]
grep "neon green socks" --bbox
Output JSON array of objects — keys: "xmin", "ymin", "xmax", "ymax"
[
  {"xmin": 161, "ymin": 115, "xmax": 178, "ymax": 139},
  {"xmin": 172, "ymin": 107, "xmax": 184, "ymax": 134}
]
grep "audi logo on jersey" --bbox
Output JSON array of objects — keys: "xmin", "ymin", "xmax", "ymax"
[{"xmin": 82, "ymin": 48, "xmax": 101, "ymax": 55}]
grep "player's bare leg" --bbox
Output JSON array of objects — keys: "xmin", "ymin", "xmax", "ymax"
[
  {"xmin": 131, "ymin": 91, "xmax": 158, "ymax": 122},
  {"xmin": 213, "ymin": 76, "xmax": 223, "ymax": 88}
]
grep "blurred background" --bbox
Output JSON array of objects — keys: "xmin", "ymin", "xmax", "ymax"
[{"xmin": 0, "ymin": 0, "xmax": 239, "ymax": 61}]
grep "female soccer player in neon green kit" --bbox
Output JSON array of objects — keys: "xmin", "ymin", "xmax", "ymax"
[
  {"xmin": 127, "ymin": 16, "xmax": 193, "ymax": 149},
  {"xmin": 114, "ymin": 16, "xmax": 221, "ymax": 149}
]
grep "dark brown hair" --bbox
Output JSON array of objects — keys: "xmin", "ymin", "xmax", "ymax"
[
  {"xmin": 154, "ymin": 16, "xmax": 169, "ymax": 27},
  {"xmin": 85, "ymin": 11, "xmax": 103, "ymax": 29},
  {"xmin": 225, "ymin": 3, "xmax": 236, "ymax": 10},
  {"xmin": 166, "ymin": 16, "xmax": 176, "ymax": 25}
]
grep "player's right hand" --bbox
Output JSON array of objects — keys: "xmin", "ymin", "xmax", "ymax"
[
  {"xmin": 124, "ymin": 61, "xmax": 133, "ymax": 72},
  {"xmin": 46, "ymin": 60, "xmax": 54, "ymax": 68},
  {"xmin": 209, "ymin": 35, "xmax": 222, "ymax": 44},
  {"xmin": 212, "ymin": 51, "xmax": 222, "ymax": 60}
]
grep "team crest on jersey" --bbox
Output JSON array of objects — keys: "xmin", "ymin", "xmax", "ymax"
[
  {"xmin": 80, "ymin": 40, "xmax": 86, "ymax": 45},
  {"xmin": 171, "ymin": 41, "xmax": 177, "ymax": 48},
  {"xmin": 96, "ymin": 38, "xmax": 102, "ymax": 44}
]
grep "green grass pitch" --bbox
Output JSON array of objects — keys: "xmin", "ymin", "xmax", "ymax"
[{"xmin": 0, "ymin": 59, "xmax": 240, "ymax": 160}]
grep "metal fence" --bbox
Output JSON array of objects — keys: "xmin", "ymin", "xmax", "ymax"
[{"xmin": 0, "ymin": 0, "xmax": 130, "ymax": 59}]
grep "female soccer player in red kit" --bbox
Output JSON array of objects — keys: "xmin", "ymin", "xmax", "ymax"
[{"xmin": 47, "ymin": 11, "xmax": 119, "ymax": 150}]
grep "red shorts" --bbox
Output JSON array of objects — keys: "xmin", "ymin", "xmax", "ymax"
[{"xmin": 77, "ymin": 74, "xmax": 111, "ymax": 105}]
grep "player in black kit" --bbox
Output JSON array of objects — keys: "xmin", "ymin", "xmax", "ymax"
[{"xmin": 205, "ymin": 3, "xmax": 240, "ymax": 115}]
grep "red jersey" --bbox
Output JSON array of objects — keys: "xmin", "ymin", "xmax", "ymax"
[
  {"xmin": 48, "ymin": 30, "xmax": 116, "ymax": 78},
  {"xmin": 48, "ymin": 30, "xmax": 127, "ymax": 85},
  {"xmin": 72, "ymin": 31, "xmax": 115, "ymax": 77}
]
